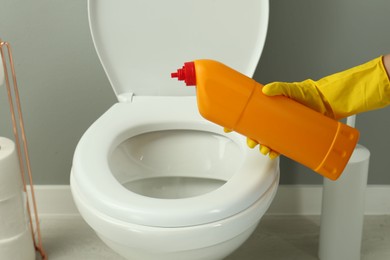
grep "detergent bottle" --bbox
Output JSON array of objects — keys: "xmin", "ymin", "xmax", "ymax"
[{"xmin": 171, "ymin": 60, "xmax": 359, "ymax": 180}]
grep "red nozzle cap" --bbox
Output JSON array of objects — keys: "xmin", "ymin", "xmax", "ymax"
[{"xmin": 171, "ymin": 61, "xmax": 196, "ymax": 86}]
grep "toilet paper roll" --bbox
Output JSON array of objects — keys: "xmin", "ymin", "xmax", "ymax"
[
  {"xmin": 0, "ymin": 137, "xmax": 23, "ymax": 199},
  {"xmin": 0, "ymin": 226, "xmax": 36, "ymax": 260},
  {"xmin": 0, "ymin": 192, "xmax": 29, "ymax": 240}
]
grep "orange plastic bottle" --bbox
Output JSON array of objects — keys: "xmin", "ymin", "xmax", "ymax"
[{"xmin": 171, "ymin": 59, "xmax": 360, "ymax": 180}]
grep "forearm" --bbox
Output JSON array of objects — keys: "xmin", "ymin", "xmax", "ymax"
[{"xmin": 383, "ymin": 54, "xmax": 390, "ymax": 79}]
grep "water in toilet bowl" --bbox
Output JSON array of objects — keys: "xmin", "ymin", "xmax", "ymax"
[
  {"xmin": 123, "ymin": 177, "xmax": 225, "ymax": 199},
  {"xmin": 108, "ymin": 129, "xmax": 244, "ymax": 199}
]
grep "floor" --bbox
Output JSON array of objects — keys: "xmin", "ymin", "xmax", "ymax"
[{"xmin": 37, "ymin": 215, "xmax": 390, "ymax": 260}]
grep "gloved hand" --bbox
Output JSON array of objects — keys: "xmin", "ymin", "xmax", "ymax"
[
  {"xmin": 250, "ymin": 55, "xmax": 390, "ymax": 158},
  {"xmin": 223, "ymin": 127, "xmax": 280, "ymax": 159}
]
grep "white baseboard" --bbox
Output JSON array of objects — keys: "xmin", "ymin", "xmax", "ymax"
[
  {"xmin": 268, "ymin": 185, "xmax": 390, "ymax": 215},
  {"xmin": 28, "ymin": 185, "xmax": 78, "ymax": 216},
  {"xmin": 29, "ymin": 185, "xmax": 390, "ymax": 216}
]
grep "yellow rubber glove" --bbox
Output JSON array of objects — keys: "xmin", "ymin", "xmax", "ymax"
[{"xmin": 251, "ymin": 56, "xmax": 390, "ymax": 158}]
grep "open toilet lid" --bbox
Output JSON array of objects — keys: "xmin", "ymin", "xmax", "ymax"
[{"xmin": 88, "ymin": 0, "xmax": 269, "ymax": 98}]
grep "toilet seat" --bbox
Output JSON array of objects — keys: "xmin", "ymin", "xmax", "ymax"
[{"xmin": 72, "ymin": 96, "xmax": 278, "ymax": 228}]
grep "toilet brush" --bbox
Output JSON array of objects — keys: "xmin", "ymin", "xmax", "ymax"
[
  {"xmin": 319, "ymin": 115, "xmax": 370, "ymax": 260},
  {"xmin": 1, "ymin": 39, "xmax": 47, "ymax": 260}
]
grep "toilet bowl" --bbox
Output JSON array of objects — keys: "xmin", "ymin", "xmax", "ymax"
[{"xmin": 71, "ymin": 0, "xmax": 278, "ymax": 259}]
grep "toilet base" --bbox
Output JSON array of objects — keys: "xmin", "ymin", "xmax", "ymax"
[
  {"xmin": 97, "ymin": 222, "xmax": 259, "ymax": 260},
  {"xmin": 70, "ymin": 168, "xmax": 279, "ymax": 260}
]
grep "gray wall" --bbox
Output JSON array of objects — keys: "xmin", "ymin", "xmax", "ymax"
[{"xmin": 1, "ymin": 0, "xmax": 389, "ymax": 185}]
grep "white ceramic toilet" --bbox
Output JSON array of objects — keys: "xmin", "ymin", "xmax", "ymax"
[{"xmin": 70, "ymin": 0, "xmax": 279, "ymax": 259}]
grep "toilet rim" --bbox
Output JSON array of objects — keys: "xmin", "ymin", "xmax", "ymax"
[{"xmin": 71, "ymin": 97, "xmax": 279, "ymax": 227}]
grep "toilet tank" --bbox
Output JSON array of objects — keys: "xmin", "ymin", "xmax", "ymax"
[{"xmin": 88, "ymin": 0, "xmax": 269, "ymax": 98}]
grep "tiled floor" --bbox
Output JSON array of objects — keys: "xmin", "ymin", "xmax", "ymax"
[{"xmin": 37, "ymin": 215, "xmax": 390, "ymax": 260}]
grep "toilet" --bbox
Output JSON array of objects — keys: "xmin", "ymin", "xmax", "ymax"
[{"xmin": 70, "ymin": 0, "xmax": 279, "ymax": 259}]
